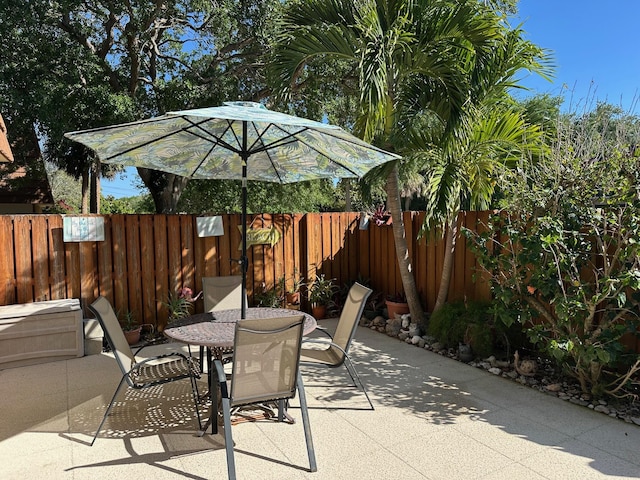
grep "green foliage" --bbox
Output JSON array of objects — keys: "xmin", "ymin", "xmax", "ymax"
[
  {"xmin": 118, "ymin": 310, "xmax": 138, "ymax": 332},
  {"xmin": 464, "ymin": 103, "xmax": 640, "ymax": 397},
  {"xmin": 253, "ymin": 282, "xmax": 285, "ymax": 308},
  {"xmin": 177, "ymin": 178, "xmax": 340, "ymax": 214},
  {"xmin": 101, "ymin": 195, "xmax": 154, "ymax": 214},
  {"xmin": 427, "ymin": 301, "xmax": 497, "ymax": 358},
  {"xmin": 308, "ymin": 274, "xmax": 337, "ymax": 306}
]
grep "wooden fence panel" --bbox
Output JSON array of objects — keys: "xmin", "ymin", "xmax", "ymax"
[
  {"xmin": 139, "ymin": 215, "xmax": 157, "ymax": 326},
  {"xmin": 0, "ymin": 211, "xmax": 495, "ymax": 332},
  {"xmin": 48, "ymin": 215, "xmax": 66, "ymax": 301},
  {"xmin": 31, "ymin": 217, "xmax": 49, "ymax": 302}
]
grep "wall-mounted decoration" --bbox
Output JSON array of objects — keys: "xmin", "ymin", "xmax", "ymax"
[
  {"xmin": 196, "ymin": 216, "xmax": 224, "ymax": 237},
  {"xmin": 63, "ymin": 216, "xmax": 105, "ymax": 242},
  {"xmin": 359, "ymin": 213, "xmax": 370, "ymax": 230},
  {"xmin": 238, "ymin": 224, "xmax": 281, "ymax": 249}
]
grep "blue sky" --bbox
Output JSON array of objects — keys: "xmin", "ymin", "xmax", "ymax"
[
  {"xmin": 513, "ymin": 0, "xmax": 640, "ymax": 111},
  {"xmin": 101, "ymin": 1, "xmax": 640, "ymax": 198}
]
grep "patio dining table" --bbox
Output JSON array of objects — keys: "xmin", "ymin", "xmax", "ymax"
[{"xmin": 164, "ymin": 307, "xmax": 317, "ymax": 434}]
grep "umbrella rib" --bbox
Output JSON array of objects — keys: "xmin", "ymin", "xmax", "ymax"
[
  {"xmin": 255, "ymin": 124, "xmax": 364, "ymax": 178},
  {"xmin": 99, "ymin": 116, "xmax": 225, "ymax": 162},
  {"xmin": 182, "ymin": 117, "xmax": 241, "ymax": 154}
]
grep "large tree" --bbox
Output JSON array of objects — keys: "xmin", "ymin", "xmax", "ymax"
[
  {"xmin": 271, "ymin": 0, "xmax": 542, "ymax": 320},
  {"xmin": 0, "ymin": 0, "xmax": 285, "ymax": 213}
]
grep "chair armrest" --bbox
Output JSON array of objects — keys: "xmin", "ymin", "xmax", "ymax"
[
  {"xmin": 133, "ymin": 342, "xmax": 154, "ymax": 356},
  {"xmin": 131, "ymin": 351, "xmax": 199, "ymax": 374},
  {"xmin": 301, "ymin": 338, "xmax": 349, "ymax": 357},
  {"xmin": 304, "ymin": 325, "xmax": 333, "ymax": 340}
]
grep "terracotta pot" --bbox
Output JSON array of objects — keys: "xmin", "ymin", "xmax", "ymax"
[
  {"xmin": 385, "ymin": 300, "xmax": 410, "ymax": 319},
  {"xmin": 124, "ymin": 327, "xmax": 142, "ymax": 345},
  {"xmin": 311, "ymin": 305, "xmax": 327, "ymax": 320},
  {"xmin": 286, "ymin": 292, "xmax": 300, "ymax": 305}
]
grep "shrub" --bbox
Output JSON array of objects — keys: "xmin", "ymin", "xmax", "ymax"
[{"xmin": 464, "ymin": 104, "xmax": 640, "ymax": 398}]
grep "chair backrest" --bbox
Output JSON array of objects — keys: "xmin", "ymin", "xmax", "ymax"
[
  {"xmin": 229, "ymin": 315, "xmax": 305, "ymax": 407},
  {"xmin": 330, "ymin": 283, "xmax": 373, "ymax": 362},
  {"xmin": 202, "ymin": 276, "xmax": 246, "ymax": 312},
  {"xmin": 88, "ymin": 296, "xmax": 136, "ymax": 379}
]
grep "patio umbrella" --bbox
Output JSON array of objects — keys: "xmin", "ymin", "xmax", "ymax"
[{"xmin": 65, "ymin": 101, "xmax": 400, "ymax": 318}]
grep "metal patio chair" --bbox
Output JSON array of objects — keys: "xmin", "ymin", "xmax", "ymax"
[
  {"xmin": 199, "ymin": 275, "xmax": 248, "ymax": 369},
  {"xmin": 299, "ymin": 282, "xmax": 374, "ymax": 409},
  {"xmin": 88, "ymin": 296, "xmax": 202, "ymax": 445},
  {"xmin": 212, "ymin": 315, "xmax": 317, "ymax": 479}
]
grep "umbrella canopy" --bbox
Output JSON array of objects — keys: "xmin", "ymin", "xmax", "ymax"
[{"xmin": 65, "ymin": 101, "xmax": 400, "ymax": 317}]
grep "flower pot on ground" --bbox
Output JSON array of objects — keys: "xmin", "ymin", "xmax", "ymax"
[
  {"xmin": 385, "ymin": 292, "xmax": 409, "ymax": 318},
  {"xmin": 286, "ymin": 291, "xmax": 301, "ymax": 305},
  {"xmin": 311, "ymin": 304, "xmax": 327, "ymax": 320},
  {"xmin": 309, "ymin": 274, "xmax": 337, "ymax": 319},
  {"xmin": 124, "ymin": 326, "xmax": 142, "ymax": 345},
  {"xmin": 281, "ymin": 271, "xmax": 305, "ymax": 306}
]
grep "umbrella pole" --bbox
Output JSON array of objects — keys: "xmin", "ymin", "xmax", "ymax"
[
  {"xmin": 241, "ymin": 173, "xmax": 247, "ymax": 319},
  {"xmin": 240, "ymin": 125, "xmax": 248, "ymax": 319}
]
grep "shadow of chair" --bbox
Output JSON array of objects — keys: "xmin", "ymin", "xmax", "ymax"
[
  {"xmin": 212, "ymin": 315, "xmax": 317, "ymax": 479},
  {"xmin": 299, "ymin": 282, "xmax": 374, "ymax": 409},
  {"xmin": 88, "ymin": 296, "xmax": 202, "ymax": 446}
]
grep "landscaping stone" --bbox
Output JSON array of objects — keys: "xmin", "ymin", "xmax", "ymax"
[{"xmin": 361, "ymin": 310, "xmax": 640, "ymax": 427}]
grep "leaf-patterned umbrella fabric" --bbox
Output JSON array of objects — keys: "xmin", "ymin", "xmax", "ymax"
[
  {"xmin": 65, "ymin": 101, "xmax": 400, "ymax": 182},
  {"xmin": 65, "ymin": 101, "xmax": 399, "ymax": 319}
]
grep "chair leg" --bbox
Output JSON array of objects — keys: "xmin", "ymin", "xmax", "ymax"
[
  {"xmin": 220, "ymin": 396, "xmax": 236, "ymax": 480},
  {"xmin": 91, "ymin": 375, "xmax": 128, "ymax": 446},
  {"xmin": 199, "ymin": 346, "xmax": 205, "ymax": 373},
  {"xmin": 343, "ymin": 355, "xmax": 374, "ymax": 410},
  {"xmin": 189, "ymin": 372, "xmax": 203, "ymax": 431},
  {"xmin": 296, "ymin": 372, "xmax": 317, "ymax": 472}
]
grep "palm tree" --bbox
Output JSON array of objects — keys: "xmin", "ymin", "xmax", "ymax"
[
  {"xmin": 271, "ymin": 0, "xmax": 543, "ymax": 319},
  {"xmin": 402, "ymin": 23, "xmax": 551, "ymax": 312},
  {"xmin": 409, "ymin": 103, "xmax": 546, "ymax": 311}
]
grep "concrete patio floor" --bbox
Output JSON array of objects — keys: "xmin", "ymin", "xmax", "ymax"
[{"xmin": 2, "ymin": 318, "xmax": 640, "ymax": 480}]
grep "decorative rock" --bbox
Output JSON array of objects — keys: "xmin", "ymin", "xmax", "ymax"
[
  {"xmin": 545, "ymin": 383, "xmax": 562, "ymax": 392},
  {"xmin": 411, "ymin": 335, "xmax": 421, "ymax": 345},
  {"xmin": 594, "ymin": 405, "xmax": 610, "ymax": 414},
  {"xmin": 401, "ymin": 316, "xmax": 411, "ymax": 329},
  {"xmin": 417, "ymin": 338, "xmax": 426, "ymax": 348},
  {"xmin": 431, "ymin": 342, "xmax": 443, "ymax": 352},
  {"xmin": 373, "ymin": 315, "xmax": 387, "ymax": 327},
  {"xmin": 385, "ymin": 317, "xmax": 402, "ymax": 337},
  {"xmin": 408, "ymin": 323, "xmax": 421, "ymax": 337},
  {"xmin": 488, "ymin": 367, "xmax": 502, "ymax": 375},
  {"xmin": 398, "ymin": 331, "xmax": 409, "ymax": 342},
  {"xmin": 632, "ymin": 417, "xmax": 640, "ymax": 426}
]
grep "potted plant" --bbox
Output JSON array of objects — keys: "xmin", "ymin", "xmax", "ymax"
[
  {"xmin": 119, "ymin": 310, "xmax": 142, "ymax": 345},
  {"xmin": 309, "ymin": 274, "xmax": 337, "ymax": 319},
  {"xmin": 254, "ymin": 282, "xmax": 284, "ymax": 308},
  {"xmin": 285, "ymin": 273, "xmax": 305, "ymax": 306},
  {"xmin": 163, "ymin": 287, "xmax": 202, "ymax": 331},
  {"xmin": 385, "ymin": 291, "xmax": 410, "ymax": 319}
]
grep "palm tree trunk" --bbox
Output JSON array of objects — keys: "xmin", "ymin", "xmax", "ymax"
[
  {"xmin": 386, "ymin": 165, "xmax": 425, "ymax": 323},
  {"xmin": 433, "ymin": 219, "xmax": 457, "ymax": 313}
]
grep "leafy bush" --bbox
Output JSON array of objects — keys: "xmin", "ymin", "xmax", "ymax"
[
  {"xmin": 427, "ymin": 301, "xmax": 498, "ymax": 358},
  {"xmin": 464, "ymin": 104, "xmax": 640, "ymax": 398}
]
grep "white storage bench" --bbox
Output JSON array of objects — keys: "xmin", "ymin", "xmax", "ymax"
[{"xmin": 0, "ymin": 299, "xmax": 84, "ymax": 369}]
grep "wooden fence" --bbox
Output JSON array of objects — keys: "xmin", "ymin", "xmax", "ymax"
[{"xmin": 0, "ymin": 212, "xmax": 491, "ymax": 329}]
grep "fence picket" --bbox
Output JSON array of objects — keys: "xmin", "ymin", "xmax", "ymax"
[{"xmin": 0, "ymin": 212, "xmax": 491, "ymax": 331}]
